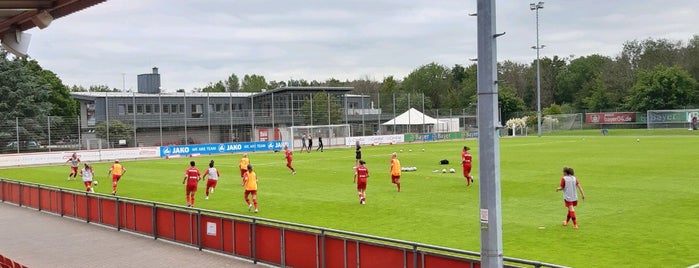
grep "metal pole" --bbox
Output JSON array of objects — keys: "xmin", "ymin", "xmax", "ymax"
[
  {"xmin": 407, "ymin": 93, "xmax": 411, "ymax": 133},
  {"xmin": 229, "ymin": 91, "xmax": 234, "ymax": 142},
  {"xmin": 476, "ymin": 0, "xmax": 503, "ymax": 266},
  {"xmin": 207, "ymin": 92, "xmax": 211, "ymax": 143},
  {"xmin": 47, "ymin": 116, "xmax": 51, "ymax": 152},
  {"xmin": 531, "ymin": 2, "xmax": 544, "ymax": 137},
  {"xmin": 132, "ymin": 90, "xmax": 137, "ymax": 146},
  {"xmin": 361, "ymin": 95, "xmax": 365, "ymax": 135},
  {"xmin": 272, "ymin": 92, "xmax": 275, "ymax": 134},
  {"xmin": 105, "ymin": 91, "xmax": 110, "ymax": 148},
  {"xmin": 184, "ymin": 91, "xmax": 188, "ymax": 144},
  {"xmin": 158, "ymin": 92, "xmax": 163, "ymax": 146},
  {"xmin": 392, "ymin": 93, "xmax": 396, "ymax": 134},
  {"xmin": 14, "ymin": 117, "xmax": 19, "ymax": 154},
  {"xmin": 251, "ymin": 95, "xmax": 255, "ymax": 141}
]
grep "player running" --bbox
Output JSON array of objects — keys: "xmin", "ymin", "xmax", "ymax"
[
  {"xmin": 203, "ymin": 160, "xmax": 220, "ymax": 200},
  {"xmin": 80, "ymin": 163, "xmax": 95, "ymax": 193},
  {"xmin": 353, "ymin": 160, "xmax": 369, "ymax": 205},
  {"xmin": 284, "ymin": 145, "xmax": 296, "ymax": 174},
  {"xmin": 182, "ymin": 161, "xmax": 201, "ymax": 207},
  {"xmin": 108, "ymin": 160, "xmax": 126, "ymax": 195},
  {"xmin": 461, "ymin": 146, "xmax": 474, "ymax": 186},
  {"xmin": 65, "ymin": 152, "xmax": 81, "ymax": 180},
  {"xmin": 390, "ymin": 152, "xmax": 402, "ymax": 192},
  {"xmin": 556, "ymin": 167, "xmax": 586, "ymax": 229},
  {"xmin": 242, "ymin": 164, "xmax": 259, "ymax": 213},
  {"xmin": 239, "ymin": 153, "xmax": 250, "ymax": 183}
]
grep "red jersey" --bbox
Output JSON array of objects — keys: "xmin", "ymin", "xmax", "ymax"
[
  {"xmin": 185, "ymin": 167, "xmax": 200, "ymax": 184},
  {"xmin": 355, "ymin": 165, "xmax": 369, "ymax": 182},
  {"xmin": 462, "ymin": 152, "xmax": 472, "ymax": 166},
  {"xmin": 285, "ymin": 149, "xmax": 293, "ymax": 161}
]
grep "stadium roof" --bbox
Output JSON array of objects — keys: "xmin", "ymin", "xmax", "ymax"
[{"xmin": 0, "ymin": 0, "xmax": 106, "ymax": 52}]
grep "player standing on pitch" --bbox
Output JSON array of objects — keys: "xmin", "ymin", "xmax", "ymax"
[
  {"xmin": 355, "ymin": 140, "xmax": 362, "ymax": 167},
  {"xmin": 182, "ymin": 161, "xmax": 201, "ymax": 207},
  {"xmin": 65, "ymin": 152, "xmax": 81, "ymax": 180},
  {"xmin": 556, "ymin": 167, "xmax": 586, "ymax": 229},
  {"xmin": 242, "ymin": 164, "xmax": 259, "ymax": 213},
  {"xmin": 108, "ymin": 160, "xmax": 126, "ymax": 195},
  {"xmin": 239, "ymin": 153, "xmax": 250, "ymax": 183},
  {"xmin": 353, "ymin": 159, "xmax": 369, "ymax": 205},
  {"xmin": 284, "ymin": 145, "xmax": 296, "ymax": 174},
  {"xmin": 80, "ymin": 163, "xmax": 95, "ymax": 193},
  {"xmin": 461, "ymin": 146, "xmax": 474, "ymax": 186},
  {"xmin": 203, "ymin": 160, "xmax": 220, "ymax": 200},
  {"xmin": 300, "ymin": 134, "xmax": 307, "ymax": 153},
  {"xmin": 390, "ymin": 152, "xmax": 402, "ymax": 192}
]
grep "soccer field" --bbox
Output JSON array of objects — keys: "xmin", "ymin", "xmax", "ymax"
[{"xmin": 1, "ymin": 131, "xmax": 698, "ymax": 267}]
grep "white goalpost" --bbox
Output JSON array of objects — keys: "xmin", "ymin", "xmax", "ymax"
[
  {"xmin": 541, "ymin": 113, "xmax": 583, "ymax": 133},
  {"xmin": 283, "ymin": 124, "xmax": 351, "ymax": 150}
]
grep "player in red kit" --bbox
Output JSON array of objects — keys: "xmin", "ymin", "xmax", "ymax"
[
  {"xmin": 181, "ymin": 161, "xmax": 201, "ymax": 207},
  {"xmin": 202, "ymin": 160, "xmax": 220, "ymax": 200},
  {"xmin": 461, "ymin": 146, "xmax": 474, "ymax": 186},
  {"xmin": 556, "ymin": 167, "xmax": 586, "ymax": 229},
  {"xmin": 284, "ymin": 145, "xmax": 296, "ymax": 174},
  {"xmin": 65, "ymin": 152, "xmax": 81, "ymax": 180},
  {"xmin": 353, "ymin": 159, "xmax": 369, "ymax": 205}
]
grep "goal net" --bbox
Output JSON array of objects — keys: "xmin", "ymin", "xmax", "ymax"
[
  {"xmin": 285, "ymin": 124, "xmax": 351, "ymax": 149},
  {"xmin": 646, "ymin": 109, "xmax": 699, "ymax": 129},
  {"xmin": 541, "ymin": 113, "xmax": 583, "ymax": 133}
]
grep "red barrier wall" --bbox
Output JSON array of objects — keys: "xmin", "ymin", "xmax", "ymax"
[
  {"xmin": 200, "ymin": 215, "xmax": 224, "ymax": 251},
  {"xmin": 255, "ymin": 225, "xmax": 282, "ymax": 265},
  {"xmin": 173, "ymin": 210, "xmax": 195, "ymax": 245},
  {"xmin": 156, "ymin": 207, "xmax": 175, "ymax": 240},
  {"xmin": 284, "ymin": 230, "xmax": 318, "ymax": 268},
  {"xmin": 359, "ymin": 243, "xmax": 406, "ymax": 268},
  {"xmin": 0, "ymin": 181, "xmax": 488, "ymax": 268},
  {"xmin": 233, "ymin": 221, "xmax": 251, "ymax": 257}
]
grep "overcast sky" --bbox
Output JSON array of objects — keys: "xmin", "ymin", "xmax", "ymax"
[{"xmin": 23, "ymin": 0, "xmax": 699, "ymax": 92}]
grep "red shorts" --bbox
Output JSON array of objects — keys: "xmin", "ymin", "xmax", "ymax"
[
  {"xmin": 463, "ymin": 165, "xmax": 472, "ymax": 177},
  {"xmin": 564, "ymin": 200, "xmax": 578, "ymax": 207},
  {"xmin": 245, "ymin": 190, "xmax": 257, "ymax": 196},
  {"xmin": 112, "ymin": 174, "xmax": 122, "ymax": 182},
  {"xmin": 83, "ymin": 181, "xmax": 92, "ymax": 188},
  {"xmin": 356, "ymin": 180, "xmax": 367, "ymax": 191},
  {"xmin": 70, "ymin": 166, "xmax": 78, "ymax": 174},
  {"xmin": 240, "ymin": 169, "xmax": 247, "ymax": 177},
  {"xmin": 186, "ymin": 183, "xmax": 198, "ymax": 193},
  {"xmin": 206, "ymin": 179, "xmax": 218, "ymax": 189},
  {"xmin": 391, "ymin": 175, "xmax": 400, "ymax": 183}
]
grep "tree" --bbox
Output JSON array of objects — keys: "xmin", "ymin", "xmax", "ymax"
[
  {"xmin": 0, "ymin": 49, "xmax": 51, "ymax": 121},
  {"xmin": 498, "ymin": 84, "xmax": 526, "ymax": 122},
  {"xmin": 95, "ymin": 120, "xmax": 133, "ymax": 147},
  {"xmin": 241, "ymin": 74, "xmax": 268, "ymax": 92},
  {"xmin": 226, "ymin": 73, "xmax": 240, "ymax": 92},
  {"xmin": 299, "ymin": 92, "xmax": 343, "ymax": 125},
  {"xmin": 624, "ymin": 65, "xmax": 699, "ymax": 111},
  {"xmin": 581, "ymin": 75, "xmax": 613, "ymax": 111},
  {"xmin": 20, "ymin": 58, "xmax": 77, "ymax": 117},
  {"xmin": 201, "ymin": 81, "xmax": 225, "ymax": 92},
  {"xmin": 555, "ymin": 54, "xmax": 611, "ymax": 109},
  {"xmin": 401, "ymin": 62, "xmax": 451, "ymax": 108}
]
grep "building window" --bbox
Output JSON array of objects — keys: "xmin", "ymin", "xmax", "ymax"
[
  {"xmin": 216, "ymin": 104, "xmax": 222, "ymax": 112},
  {"xmin": 117, "ymin": 104, "xmax": 126, "ymax": 115},
  {"xmin": 209, "ymin": 104, "xmax": 215, "ymax": 114},
  {"xmin": 192, "ymin": 104, "xmax": 203, "ymax": 118},
  {"xmin": 172, "ymin": 104, "xmax": 179, "ymax": 114},
  {"xmin": 163, "ymin": 104, "xmax": 169, "ymax": 113},
  {"xmin": 154, "ymin": 104, "xmax": 160, "ymax": 113},
  {"xmin": 146, "ymin": 104, "xmax": 152, "ymax": 114},
  {"xmin": 127, "ymin": 104, "xmax": 134, "ymax": 114},
  {"xmin": 223, "ymin": 103, "xmax": 229, "ymax": 112},
  {"xmin": 179, "ymin": 104, "xmax": 185, "ymax": 113},
  {"xmin": 137, "ymin": 104, "xmax": 144, "ymax": 114}
]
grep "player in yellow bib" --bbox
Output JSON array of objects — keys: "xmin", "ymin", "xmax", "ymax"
[
  {"xmin": 390, "ymin": 152, "xmax": 402, "ymax": 192},
  {"xmin": 242, "ymin": 164, "xmax": 259, "ymax": 213}
]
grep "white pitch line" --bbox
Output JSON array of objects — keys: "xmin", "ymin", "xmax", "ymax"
[{"xmin": 687, "ymin": 263, "xmax": 699, "ymax": 268}]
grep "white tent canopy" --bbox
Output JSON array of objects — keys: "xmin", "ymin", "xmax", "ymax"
[{"xmin": 382, "ymin": 108, "xmax": 439, "ymax": 125}]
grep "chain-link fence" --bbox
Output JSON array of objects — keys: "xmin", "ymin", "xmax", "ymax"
[{"xmin": 1, "ymin": 92, "xmax": 479, "ymax": 154}]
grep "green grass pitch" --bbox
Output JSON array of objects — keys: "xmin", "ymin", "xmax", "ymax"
[{"xmin": 1, "ymin": 129, "xmax": 698, "ymax": 267}]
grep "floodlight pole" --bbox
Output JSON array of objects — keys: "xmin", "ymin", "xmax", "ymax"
[
  {"xmin": 531, "ymin": 2, "xmax": 544, "ymax": 137},
  {"xmin": 476, "ymin": 0, "xmax": 503, "ymax": 267}
]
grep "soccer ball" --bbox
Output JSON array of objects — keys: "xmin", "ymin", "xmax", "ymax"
[
  {"xmin": 409, "ymin": 149, "xmax": 413, "ymax": 152},
  {"xmin": 422, "ymin": 148, "xmax": 425, "ymax": 152},
  {"xmin": 442, "ymin": 168, "xmax": 447, "ymax": 173},
  {"xmin": 449, "ymin": 168, "xmax": 455, "ymax": 173},
  {"xmin": 636, "ymin": 139, "xmax": 640, "ymax": 142},
  {"xmin": 93, "ymin": 181, "xmax": 98, "ymax": 186}
]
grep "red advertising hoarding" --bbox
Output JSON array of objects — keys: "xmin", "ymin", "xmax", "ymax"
[{"xmin": 586, "ymin": 112, "xmax": 635, "ymax": 124}]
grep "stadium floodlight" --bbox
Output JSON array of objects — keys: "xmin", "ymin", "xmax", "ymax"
[{"xmin": 530, "ymin": 1, "xmax": 544, "ymax": 137}]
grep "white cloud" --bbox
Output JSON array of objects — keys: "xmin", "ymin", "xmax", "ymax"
[{"xmin": 20, "ymin": 0, "xmax": 699, "ymax": 92}]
